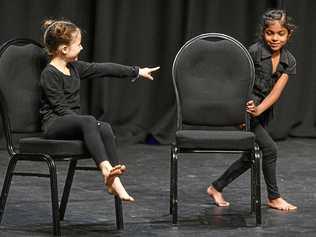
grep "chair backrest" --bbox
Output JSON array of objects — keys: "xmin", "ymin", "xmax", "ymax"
[
  {"xmin": 172, "ymin": 33, "xmax": 255, "ymax": 129},
  {"xmin": 0, "ymin": 39, "xmax": 48, "ymax": 153}
]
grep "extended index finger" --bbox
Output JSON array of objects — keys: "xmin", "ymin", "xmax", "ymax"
[{"xmin": 150, "ymin": 66, "xmax": 160, "ymax": 72}]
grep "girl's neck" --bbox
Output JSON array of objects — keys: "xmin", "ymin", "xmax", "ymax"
[
  {"xmin": 271, "ymin": 51, "xmax": 281, "ymax": 74},
  {"xmin": 50, "ymin": 57, "xmax": 70, "ymax": 75},
  {"xmin": 50, "ymin": 57, "xmax": 68, "ymax": 69},
  {"xmin": 271, "ymin": 50, "xmax": 281, "ymax": 58}
]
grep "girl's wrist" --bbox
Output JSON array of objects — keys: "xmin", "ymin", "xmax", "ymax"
[{"xmin": 256, "ymin": 105, "xmax": 264, "ymax": 116}]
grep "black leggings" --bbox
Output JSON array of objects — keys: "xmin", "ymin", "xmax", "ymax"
[
  {"xmin": 44, "ymin": 114, "xmax": 119, "ymax": 166},
  {"xmin": 212, "ymin": 121, "xmax": 280, "ymax": 199}
]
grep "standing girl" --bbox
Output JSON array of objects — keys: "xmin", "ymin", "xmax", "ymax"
[
  {"xmin": 207, "ymin": 9, "xmax": 297, "ymax": 211},
  {"xmin": 40, "ymin": 19, "xmax": 159, "ymax": 202}
]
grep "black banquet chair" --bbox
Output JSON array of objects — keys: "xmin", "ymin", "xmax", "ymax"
[
  {"xmin": 0, "ymin": 39, "xmax": 123, "ymax": 236},
  {"xmin": 170, "ymin": 33, "xmax": 262, "ymax": 225}
]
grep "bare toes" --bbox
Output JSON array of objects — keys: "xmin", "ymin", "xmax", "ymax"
[
  {"xmin": 217, "ymin": 201, "xmax": 230, "ymax": 207},
  {"xmin": 121, "ymin": 196, "xmax": 135, "ymax": 202}
]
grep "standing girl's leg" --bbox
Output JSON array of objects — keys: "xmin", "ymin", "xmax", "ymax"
[
  {"xmin": 208, "ymin": 122, "xmax": 296, "ymax": 210},
  {"xmin": 208, "ymin": 122, "xmax": 278, "ymax": 206},
  {"xmin": 253, "ymin": 123, "xmax": 280, "ymax": 199},
  {"xmin": 208, "ymin": 151, "xmax": 251, "ymax": 206},
  {"xmin": 254, "ymin": 124, "xmax": 297, "ymax": 210},
  {"xmin": 97, "ymin": 121, "xmax": 134, "ymax": 201}
]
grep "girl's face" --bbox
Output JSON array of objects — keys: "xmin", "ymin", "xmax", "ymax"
[
  {"xmin": 61, "ymin": 30, "xmax": 83, "ymax": 62},
  {"xmin": 263, "ymin": 20, "xmax": 290, "ymax": 53}
]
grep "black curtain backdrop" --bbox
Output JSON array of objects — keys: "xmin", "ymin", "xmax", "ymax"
[{"xmin": 0, "ymin": 0, "xmax": 315, "ymax": 144}]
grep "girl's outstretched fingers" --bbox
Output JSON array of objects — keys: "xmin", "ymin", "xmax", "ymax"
[{"xmin": 139, "ymin": 66, "xmax": 160, "ymax": 80}]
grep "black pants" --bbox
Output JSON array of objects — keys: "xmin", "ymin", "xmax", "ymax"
[
  {"xmin": 44, "ymin": 114, "xmax": 119, "ymax": 166},
  {"xmin": 212, "ymin": 121, "xmax": 280, "ymax": 199}
]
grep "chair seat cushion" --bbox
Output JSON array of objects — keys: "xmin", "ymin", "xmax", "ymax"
[
  {"xmin": 19, "ymin": 137, "xmax": 89, "ymax": 157},
  {"xmin": 176, "ymin": 130, "xmax": 255, "ymax": 150}
]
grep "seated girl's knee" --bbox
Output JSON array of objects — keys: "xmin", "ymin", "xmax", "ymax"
[
  {"xmin": 99, "ymin": 122, "xmax": 115, "ymax": 138},
  {"xmin": 82, "ymin": 115, "xmax": 97, "ymax": 126}
]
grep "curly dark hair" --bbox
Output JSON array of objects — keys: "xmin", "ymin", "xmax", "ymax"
[{"xmin": 260, "ymin": 9, "xmax": 296, "ymax": 35}]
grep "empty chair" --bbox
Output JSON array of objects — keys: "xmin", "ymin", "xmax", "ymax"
[{"xmin": 170, "ymin": 33, "xmax": 261, "ymax": 225}]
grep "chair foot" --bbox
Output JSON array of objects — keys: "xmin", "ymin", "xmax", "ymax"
[
  {"xmin": 115, "ymin": 196, "xmax": 124, "ymax": 230},
  {"xmin": 0, "ymin": 157, "xmax": 18, "ymax": 224},
  {"xmin": 45, "ymin": 157, "xmax": 61, "ymax": 236},
  {"xmin": 60, "ymin": 159, "xmax": 77, "ymax": 220}
]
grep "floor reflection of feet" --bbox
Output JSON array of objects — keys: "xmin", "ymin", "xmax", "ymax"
[{"xmin": 207, "ymin": 186, "xmax": 230, "ymax": 207}]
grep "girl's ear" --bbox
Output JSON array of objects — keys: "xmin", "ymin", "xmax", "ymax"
[
  {"xmin": 261, "ymin": 32, "xmax": 266, "ymax": 42},
  {"xmin": 59, "ymin": 45, "xmax": 68, "ymax": 55},
  {"xmin": 287, "ymin": 30, "xmax": 293, "ymax": 41}
]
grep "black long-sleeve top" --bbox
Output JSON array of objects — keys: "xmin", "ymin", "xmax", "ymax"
[
  {"xmin": 40, "ymin": 61, "xmax": 139, "ymax": 130},
  {"xmin": 248, "ymin": 41, "xmax": 296, "ymax": 125}
]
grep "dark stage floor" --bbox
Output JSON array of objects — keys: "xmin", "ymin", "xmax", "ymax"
[{"xmin": 0, "ymin": 138, "xmax": 315, "ymax": 236}]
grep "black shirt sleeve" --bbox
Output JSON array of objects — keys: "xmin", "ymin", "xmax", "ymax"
[
  {"xmin": 72, "ymin": 61, "xmax": 139, "ymax": 81},
  {"xmin": 247, "ymin": 44, "xmax": 258, "ymax": 62},
  {"xmin": 285, "ymin": 53, "xmax": 296, "ymax": 75},
  {"xmin": 40, "ymin": 69, "xmax": 77, "ymax": 116}
]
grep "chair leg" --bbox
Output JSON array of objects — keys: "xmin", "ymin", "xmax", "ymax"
[
  {"xmin": 254, "ymin": 144, "xmax": 262, "ymax": 225},
  {"xmin": 0, "ymin": 156, "xmax": 18, "ymax": 223},
  {"xmin": 250, "ymin": 153, "xmax": 255, "ymax": 214},
  {"xmin": 171, "ymin": 146, "xmax": 178, "ymax": 224},
  {"xmin": 170, "ymin": 145, "xmax": 174, "ymax": 215},
  {"xmin": 45, "ymin": 158, "xmax": 61, "ymax": 236},
  {"xmin": 59, "ymin": 159, "xmax": 77, "ymax": 220},
  {"xmin": 115, "ymin": 196, "xmax": 124, "ymax": 230}
]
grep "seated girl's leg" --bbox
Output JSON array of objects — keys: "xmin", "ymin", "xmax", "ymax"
[
  {"xmin": 97, "ymin": 121, "xmax": 119, "ymax": 165},
  {"xmin": 45, "ymin": 115, "xmax": 108, "ymax": 164},
  {"xmin": 45, "ymin": 115, "xmax": 130, "ymax": 200},
  {"xmin": 97, "ymin": 121, "xmax": 134, "ymax": 202}
]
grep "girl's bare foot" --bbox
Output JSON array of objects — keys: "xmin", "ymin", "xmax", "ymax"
[
  {"xmin": 99, "ymin": 162, "xmax": 134, "ymax": 201},
  {"xmin": 207, "ymin": 186, "xmax": 230, "ymax": 207},
  {"xmin": 108, "ymin": 177, "xmax": 135, "ymax": 202},
  {"xmin": 99, "ymin": 161, "xmax": 134, "ymax": 202},
  {"xmin": 104, "ymin": 164, "xmax": 126, "ymax": 187},
  {"xmin": 267, "ymin": 197, "xmax": 297, "ymax": 211}
]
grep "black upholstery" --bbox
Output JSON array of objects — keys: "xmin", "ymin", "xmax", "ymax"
[
  {"xmin": 170, "ymin": 33, "xmax": 261, "ymax": 225},
  {"xmin": 0, "ymin": 39, "xmax": 123, "ymax": 236},
  {"xmin": 175, "ymin": 38, "xmax": 252, "ymax": 126},
  {"xmin": 176, "ymin": 130, "xmax": 255, "ymax": 150},
  {"xmin": 0, "ymin": 43, "xmax": 45, "ymax": 132},
  {"xmin": 19, "ymin": 137, "xmax": 89, "ymax": 156}
]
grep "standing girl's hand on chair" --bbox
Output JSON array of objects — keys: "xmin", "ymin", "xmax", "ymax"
[
  {"xmin": 246, "ymin": 100, "xmax": 263, "ymax": 117},
  {"xmin": 139, "ymin": 66, "xmax": 160, "ymax": 80}
]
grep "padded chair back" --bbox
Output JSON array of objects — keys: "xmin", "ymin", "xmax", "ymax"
[
  {"xmin": 0, "ymin": 39, "xmax": 48, "ymax": 136},
  {"xmin": 172, "ymin": 33, "xmax": 255, "ymax": 128}
]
